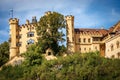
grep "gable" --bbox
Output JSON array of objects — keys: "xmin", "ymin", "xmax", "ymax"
[{"xmin": 109, "ymin": 21, "xmax": 120, "ymax": 32}]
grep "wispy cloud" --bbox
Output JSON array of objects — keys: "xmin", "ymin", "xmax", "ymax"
[{"xmin": 0, "ymin": 0, "xmax": 120, "ymax": 43}]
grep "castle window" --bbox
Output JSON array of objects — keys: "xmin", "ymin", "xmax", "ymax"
[
  {"xmin": 89, "ymin": 48, "xmax": 91, "ymax": 51},
  {"xmin": 27, "ymin": 32, "xmax": 34, "ymax": 37},
  {"xmin": 67, "ymin": 37, "xmax": 69, "ymax": 42},
  {"xmin": 78, "ymin": 38, "xmax": 81, "ymax": 42},
  {"xmin": 117, "ymin": 52, "xmax": 120, "ymax": 58},
  {"xmin": 116, "ymin": 41, "xmax": 119, "ymax": 48},
  {"xmin": 111, "ymin": 55, "xmax": 115, "ymax": 58},
  {"xmin": 16, "ymin": 34, "xmax": 22, "ymax": 39},
  {"xmin": 95, "ymin": 46, "xmax": 97, "ymax": 50},
  {"xmin": 83, "ymin": 38, "xmax": 86, "ymax": 43},
  {"xmin": 93, "ymin": 37, "xmax": 99, "ymax": 41},
  {"xmin": 88, "ymin": 38, "xmax": 90, "ymax": 43},
  {"xmin": 72, "ymin": 37, "xmax": 74, "ymax": 41},
  {"xmin": 111, "ymin": 44, "xmax": 114, "ymax": 51},
  {"xmin": 84, "ymin": 48, "xmax": 86, "ymax": 51},
  {"xmin": 79, "ymin": 48, "xmax": 81, "ymax": 51},
  {"xmin": 16, "ymin": 42, "xmax": 22, "ymax": 47},
  {"xmin": 27, "ymin": 39, "xmax": 34, "ymax": 45}
]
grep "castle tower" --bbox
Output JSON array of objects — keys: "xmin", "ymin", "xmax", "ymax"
[
  {"xmin": 65, "ymin": 15, "xmax": 75, "ymax": 53},
  {"xmin": 9, "ymin": 18, "xmax": 19, "ymax": 59}
]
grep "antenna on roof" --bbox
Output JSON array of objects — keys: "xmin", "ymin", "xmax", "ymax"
[{"xmin": 9, "ymin": 9, "xmax": 14, "ymax": 18}]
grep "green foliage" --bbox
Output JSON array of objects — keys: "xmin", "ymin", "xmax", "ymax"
[
  {"xmin": 0, "ymin": 41, "xmax": 9, "ymax": 66},
  {"xmin": 0, "ymin": 65, "xmax": 24, "ymax": 80},
  {"xmin": 36, "ymin": 11, "xmax": 66, "ymax": 55},
  {"xmin": 22, "ymin": 44, "xmax": 42, "ymax": 67},
  {"xmin": 0, "ymin": 51, "xmax": 120, "ymax": 80}
]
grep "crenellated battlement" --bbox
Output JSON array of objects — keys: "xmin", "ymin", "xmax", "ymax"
[
  {"xmin": 65, "ymin": 15, "xmax": 74, "ymax": 20},
  {"xmin": 9, "ymin": 18, "xmax": 19, "ymax": 24}
]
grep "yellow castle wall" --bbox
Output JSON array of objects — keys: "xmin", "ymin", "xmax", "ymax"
[
  {"xmin": 105, "ymin": 34, "xmax": 120, "ymax": 58},
  {"xmin": 74, "ymin": 33, "xmax": 101, "ymax": 53},
  {"xmin": 19, "ymin": 24, "xmax": 38, "ymax": 54}
]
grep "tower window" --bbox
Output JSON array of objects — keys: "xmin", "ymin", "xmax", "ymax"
[
  {"xmin": 27, "ymin": 32, "xmax": 34, "ymax": 37},
  {"xmin": 16, "ymin": 34, "xmax": 22, "ymax": 39},
  {"xmin": 16, "ymin": 42, "xmax": 22, "ymax": 47},
  {"xmin": 27, "ymin": 39, "xmax": 34, "ymax": 45}
]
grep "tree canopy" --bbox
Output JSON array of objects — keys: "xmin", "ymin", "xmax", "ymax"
[
  {"xmin": 36, "ymin": 11, "xmax": 66, "ymax": 55},
  {"xmin": 1, "ymin": 51, "xmax": 120, "ymax": 80},
  {"xmin": 0, "ymin": 41, "xmax": 9, "ymax": 66}
]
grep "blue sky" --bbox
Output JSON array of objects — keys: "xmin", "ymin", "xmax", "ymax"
[{"xmin": 0, "ymin": 0, "xmax": 120, "ymax": 43}]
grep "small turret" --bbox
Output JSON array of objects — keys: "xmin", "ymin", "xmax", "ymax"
[
  {"xmin": 65, "ymin": 15, "xmax": 75, "ymax": 53},
  {"xmin": 32, "ymin": 16, "xmax": 37, "ymax": 23},
  {"xmin": 9, "ymin": 18, "xmax": 19, "ymax": 24}
]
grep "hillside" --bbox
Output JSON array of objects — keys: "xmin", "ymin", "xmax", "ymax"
[{"xmin": 0, "ymin": 51, "xmax": 120, "ymax": 80}]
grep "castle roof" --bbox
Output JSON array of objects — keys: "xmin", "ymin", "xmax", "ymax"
[
  {"xmin": 108, "ymin": 21, "xmax": 120, "ymax": 33},
  {"xmin": 74, "ymin": 28, "xmax": 108, "ymax": 36}
]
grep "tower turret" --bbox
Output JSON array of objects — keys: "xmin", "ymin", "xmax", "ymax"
[
  {"xmin": 9, "ymin": 18, "xmax": 19, "ymax": 59},
  {"xmin": 65, "ymin": 15, "xmax": 75, "ymax": 53},
  {"xmin": 32, "ymin": 16, "xmax": 37, "ymax": 23}
]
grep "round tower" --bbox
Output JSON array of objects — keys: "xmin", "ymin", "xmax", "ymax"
[
  {"xmin": 9, "ymin": 18, "xmax": 19, "ymax": 59},
  {"xmin": 65, "ymin": 15, "xmax": 75, "ymax": 53}
]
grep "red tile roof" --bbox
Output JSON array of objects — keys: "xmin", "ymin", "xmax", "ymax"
[{"xmin": 75, "ymin": 28, "xmax": 108, "ymax": 36}]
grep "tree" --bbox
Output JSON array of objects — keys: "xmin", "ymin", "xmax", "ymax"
[
  {"xmin": 0, "ymin": 41, "xmax": 9, "ymax": 66},
  {"xmin": 22, "ymin": 44, "xmax": 42, "ymax": 67},
  {"xmin": 36, "ymin": 11, "xmax": 66, "ymax": 55}
]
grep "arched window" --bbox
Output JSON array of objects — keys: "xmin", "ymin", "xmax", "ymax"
[
  {"xmin": 27, "ymin": 39, "xmax": 34, "ymax": 45},
  {"xmin": 116, "ymin": 41, "xmax": 119, "ymax": 48},
  {"xmin": 27, "ymin": 32, "xmax": 34, "ymax": 37},
  {"xmin": 111, "ymin": 44, "xmax": 114, "ymax": 51}
]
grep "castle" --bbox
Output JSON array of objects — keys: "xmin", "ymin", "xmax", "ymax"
[{"xmin": 9, "ymin": 11, "xmax": 120, "ymax": 60}]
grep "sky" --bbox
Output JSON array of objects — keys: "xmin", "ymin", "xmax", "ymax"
[{"xmin": 0, "ymin": 0, "xmax": 120, "ymax": 43}]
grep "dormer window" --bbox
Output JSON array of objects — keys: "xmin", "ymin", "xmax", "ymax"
[{"xmin": 27, "ymin": 32, "xmax": 34, "ymax": 37}]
